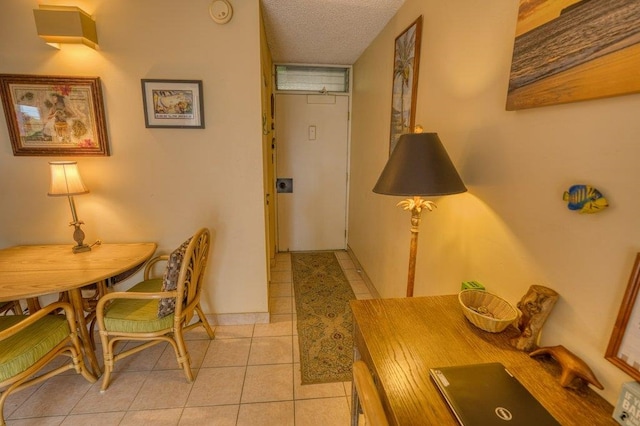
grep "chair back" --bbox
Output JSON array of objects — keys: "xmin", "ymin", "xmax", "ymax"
[
  {"xmin": 353, "ymin": 360, "xmax": 389, "ymax": 426},
  {"xmin": 174, "ymin": 228, "xmax": 210, "ymax": 324}
]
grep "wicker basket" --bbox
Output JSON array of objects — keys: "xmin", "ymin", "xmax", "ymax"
[{"xmin": 458, "ymin": 290, "xmax": 518, "ymax": 333}]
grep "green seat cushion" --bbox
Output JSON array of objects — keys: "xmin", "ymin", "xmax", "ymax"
[
  {"xmin": 104, "ymin": 279, "xmax": 175, "ymax": 333},
  {"xmin": 0, "ymin": 314, "xmax": 70, "ymax": 382}
]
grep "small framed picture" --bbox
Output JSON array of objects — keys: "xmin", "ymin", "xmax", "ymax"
[
  {"xmin": 141, "ymin": 79, "xmax": 205, "ymax": 128},
  {"xmin": 606, "ymin": 253, "xmax": 640, "ymax": 381},
  {"xmin": 0, "ymin": 74, "xmax": 110, "ymax": 156}
]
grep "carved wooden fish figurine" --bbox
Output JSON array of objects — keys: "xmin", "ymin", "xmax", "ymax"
[{"xmin": 563, "ymin": 184, "xmax": 608, "ymax": 213}]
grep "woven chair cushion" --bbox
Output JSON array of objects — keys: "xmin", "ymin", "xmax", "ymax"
[
  {"xmin": 104, "ymin": 279, "xmax": 175, "ymax": 333},
  {"xmin": 157, "ymin": 237, "xmax": 191, "ymax": 318},
  {"xmin": 0, "ymin": 314, "xmax": 70, "ymax": 382}
]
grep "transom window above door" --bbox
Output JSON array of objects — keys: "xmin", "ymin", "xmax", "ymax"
[{"xmin": 275, "ymin": 65, "xmax": 350, "ymax": 93}]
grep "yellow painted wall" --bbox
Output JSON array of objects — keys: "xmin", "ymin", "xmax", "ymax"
[
  {"xmin": 349, "ymin": 0, "xmax": 640, "ymax": 403},
  {"xmin": 0, "ymin": 0, "xmax": 268, "ymax": 316}
]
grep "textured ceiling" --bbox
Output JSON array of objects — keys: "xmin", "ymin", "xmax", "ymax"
[{"xmin": 260, "ymin": 0, "xmax": 406, "ymax": 65}]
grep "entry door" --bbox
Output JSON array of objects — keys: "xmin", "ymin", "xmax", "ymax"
[{"xmin": 276, "ymin": 93, "xmax": 349, "ymax": 252}]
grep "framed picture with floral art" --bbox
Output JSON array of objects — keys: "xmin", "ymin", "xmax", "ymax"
[
  {"xmin": 0, "ymin": 74, "xmax": 110, "ymax": 156},
  {"xmin": 389, "ymin": 16, "xmax": 422, "ymax": 156}
]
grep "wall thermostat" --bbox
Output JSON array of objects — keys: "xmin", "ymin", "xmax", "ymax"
[{"xmin": 209, "ymin": 0, "xmax": 233, "ymax": 24}]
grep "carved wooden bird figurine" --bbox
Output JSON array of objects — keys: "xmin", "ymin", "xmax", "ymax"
[{"xmin": 530, "ymin": 345, "xmax": 604, "ymax": 390}]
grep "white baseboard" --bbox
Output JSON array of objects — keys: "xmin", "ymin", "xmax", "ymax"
[
  {"xmin": 346, "ymin": 245, "xmax": 381, "ymax": 299},
  {"xmin": 206, "ymin": 312, "xmax": 270, "ymax": 325}
]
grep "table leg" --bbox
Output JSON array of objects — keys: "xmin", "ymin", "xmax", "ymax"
[
  {"xmin": 68, "ymin": 288, "xmax": 102, "ymax": 376},
  {"xmin": 26, "ymin": 297, "xmax": 41, "ymax": 313}
]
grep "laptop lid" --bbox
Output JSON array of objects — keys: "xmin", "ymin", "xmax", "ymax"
[{"xmin": 429, "ymin": 362, "xmax": 560, "ymax": 426}]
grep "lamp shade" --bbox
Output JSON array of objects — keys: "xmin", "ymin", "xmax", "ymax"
[
  {"xmin": 373, "ymin": 133, "xmax": 467, "ymax": 196},
  {"xmin": 48, "ymin": 161, "xmax": 89, "ymax": 196}
]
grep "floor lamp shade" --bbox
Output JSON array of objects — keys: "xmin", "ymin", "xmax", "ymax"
[{"xmin": 373, "ymin": 133, "xmax": 467, "ymax": 196}]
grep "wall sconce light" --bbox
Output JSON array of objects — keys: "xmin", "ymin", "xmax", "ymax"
[
  {"xmin": 33, "ymin": 5, "xmax": 99, "ymax": 50},
  {"xmin": 48, "ymin": 161, "xmax": 92, "ymax": 253}
]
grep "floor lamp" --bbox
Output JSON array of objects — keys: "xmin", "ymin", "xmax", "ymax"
[{"xmin": 373, "ymin": 132, "xmax": 467, "ymax": 297}]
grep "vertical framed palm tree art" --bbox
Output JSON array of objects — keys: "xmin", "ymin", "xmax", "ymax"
[{"xmin": 389, "ymin": 16, "xmax": 422, "ymax": 155}]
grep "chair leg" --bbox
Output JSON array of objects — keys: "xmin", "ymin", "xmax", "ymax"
[
  {"xmin": 173, "ymin": 330, "xmax": 194, "ymax": 383},
  {"xmin": 68, "ymin": 329, "xmax": 98, "ymax": 384},
  {"xmin": 0, "ymin": 377, "xmax": 38, "ymax": 426},
  {"xmin": 195, "ymin": 304, "xmax": 215, "ymax": 339},
  {"xmin": 99, "ymin": 335, "xmax": 115, "ymax": 392},
  {"xmin": 71, "ymin": 347, "xmax": 97, "ymax": 384},
  {"xmin": 0, "ymin": 387, "xmax": 10, "ymax": 426},
  {"xmin": 181, "ymin": 355, "xmax": 194, "ymax": 383},
  {"xmin": 100, "ymin": 355, "xmax": 114, "ymax": 392}
]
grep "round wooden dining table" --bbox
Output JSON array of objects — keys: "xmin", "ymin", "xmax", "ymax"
[{"xmin": 0, "ymin": 242, "xmax": 157, "ymax": 376}]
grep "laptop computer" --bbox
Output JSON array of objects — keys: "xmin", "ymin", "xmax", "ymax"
[{"xmin": 429, "ymin": 362, "xmax": 560, "ymax": 426}]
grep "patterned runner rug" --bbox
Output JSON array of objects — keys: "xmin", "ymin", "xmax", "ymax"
[{"xmin": 292, "ymin": 251, "xmax": 356, "ymax": 384}]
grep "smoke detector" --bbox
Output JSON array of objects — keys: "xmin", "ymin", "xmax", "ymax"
[{"xmin": 209, "ymin": 0, "xmax": 233, "ymax": 24}]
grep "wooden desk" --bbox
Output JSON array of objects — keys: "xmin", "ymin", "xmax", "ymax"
[
  {"xmin": 350, "ymin": 295, "xmax": 615, "ymax": 425},
  {"xmin": 0, "ymin": 243, "xmax": 156, "ymax": 376}
]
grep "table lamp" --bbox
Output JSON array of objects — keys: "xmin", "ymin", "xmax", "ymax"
[
  {"xmin": 48, "ymin": 161, "xmax": 91, "ymax": 253},
  {"xmin": 373, "ymin": 132, "xmax": 467, "ymax": 297}
]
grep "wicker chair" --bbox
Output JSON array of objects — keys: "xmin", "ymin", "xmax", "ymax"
[
  {"xmin": 0, "ymin": 302, "xmax": 96, "ymax": 425},
  {"xmin": 96, "ymin": 228, "xmax": 215, "ymax": 391},
  {"xmin": 0, "ymin": 301, "xmax": 22, "ymax": 316},
  {"xmin": 353, "ymin": 360, "xmax": 389, "ymax": 426}
]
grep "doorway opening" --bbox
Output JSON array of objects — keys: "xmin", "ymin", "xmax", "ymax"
[{"xmin": 272, "ymin": 64, "xmax": 352, "ymax": 252}]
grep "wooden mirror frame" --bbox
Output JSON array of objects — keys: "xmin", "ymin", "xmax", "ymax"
[{"xmin": 606, "ymin": 253, "xmax": 640, "ymax": 381}]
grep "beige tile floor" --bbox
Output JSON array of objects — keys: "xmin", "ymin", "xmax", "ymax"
[{"xmin": 4, "ymin": 251, "xmax": 372, "ymax": 426}]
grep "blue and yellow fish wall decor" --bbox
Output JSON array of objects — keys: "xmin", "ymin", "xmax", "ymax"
[{"xmin": 563, "ymin": 184, "xmax": 608, "ymax": 214}]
